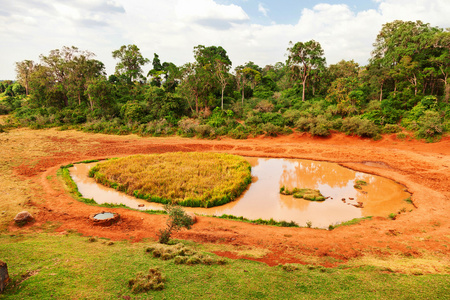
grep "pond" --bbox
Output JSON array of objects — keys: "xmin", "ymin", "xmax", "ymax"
[{"xmin": 69, "ymin": 157, "xmax": 412, "ymax": 228}]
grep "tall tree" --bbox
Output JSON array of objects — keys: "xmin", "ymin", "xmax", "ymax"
[
  {"xmin": 112, "ymin": 44, "xmax": 149, "ymax": 83},
  {"xmin": 235, "ymin": 65, "xmax": 261, "ymax": 106},
  {"xmin": 15, "ymin": 60, "xmax": 35, "ymax": 96},
  {"xmin": 286, "ymin": 40, "xmax": 326, "ymax": 101}
]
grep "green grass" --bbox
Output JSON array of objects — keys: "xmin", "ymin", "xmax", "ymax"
[
  {"xmin": 89, "ymin": 152, "xmax": 252, "ymax": 208},
  {"xmin": 0, "ymin": 232, "xmax": 449, "ymax": 299}
]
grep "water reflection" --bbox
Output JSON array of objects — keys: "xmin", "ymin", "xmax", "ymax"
[{"xmin": 70, "ymin": 157, "xmax": 412, "ymax": 228}]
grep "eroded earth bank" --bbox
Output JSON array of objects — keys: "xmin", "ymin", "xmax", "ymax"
[{"xmin": 1, "ymin": 127, "xmax": 449, "ymax": 269}]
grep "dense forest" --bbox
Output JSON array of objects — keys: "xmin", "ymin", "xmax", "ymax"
[{"xmin": 1, "ymin": 20, "xmax": 449, "ymax": 141}]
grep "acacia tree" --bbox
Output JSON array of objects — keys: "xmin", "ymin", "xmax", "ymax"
[
  {"xmin": 286, "ymin": 40, "xmax": 326, "ymax": 102},
  {"xmin": 15, "ymin": 60, "xmax": 35, "ymax": 96},
  {"xmin": 112, "ymin": 44, "xmax": 149, "ymax": 83}
]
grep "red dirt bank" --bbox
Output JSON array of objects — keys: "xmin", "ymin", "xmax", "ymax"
[{"xmin": 8, "ymin": 129, "xmax": 450, "ymax": 267}]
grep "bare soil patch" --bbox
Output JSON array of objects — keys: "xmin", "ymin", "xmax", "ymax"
[{"xmin": 2, "ymin": 128, "xmax": 449, "ymax": 268}]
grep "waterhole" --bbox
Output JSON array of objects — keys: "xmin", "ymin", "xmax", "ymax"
[
  {"xmin": 93, "ymin": 212, "xmax": 115, "ymax": 220},
  {"xmin": 70, "ymin": 157, "xmax": 412, "ymax": 228}
]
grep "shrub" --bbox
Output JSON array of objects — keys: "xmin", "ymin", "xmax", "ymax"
[
  {"xmin": 128, "ymin": 268, "xmax": 165, "ymax": 293},
  {"xmin": 228, "ymin": 125, "xmax": 248, "ymax": 139},
  {"xmin": 260, "ymin": 112, "xmax": 285, "ymax": 127},
  {"xmin": 383, "ymin": 124, "xmax": 402, "ymax": 134},
  {"xmin": 341, "ymin": 117, "xmax": 380, "ymax": 138},
  {"xmin": 157, "ymin": 204, "xmax": 194, "ymax": 244},
  {"xmin": 261, "ymin": 123, "xmax": 282, "ymax": 137},
  {"xmin": 254, "ymin": 100, "xmax": 274, "ymax": 113},
  {"xmin": 177, "ymin": 118, "xmax": 199, "ymax": 136},
  {"xmin": 282, "ymin": 109, "xmax": 302, "ymax": 126},
  {"xmin": 195, "ymin": 124, "xmax": 215, "ymax": 138},
  {"xmin": 415, "ymin": 110, "xmax": 443, "ymax": 140}
]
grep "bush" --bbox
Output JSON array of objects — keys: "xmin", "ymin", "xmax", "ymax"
[
  {"xmin": 128, "ymin": 268, "xmax": 165, "ymax": 293},
  {"xmin": 157, "ymin": 204, "xmax": 194, "ymax": 244},
  {"xmin": 261, "ymin": 123, "xmax": 282, "ymax": 137},
  {"xmin": 254, "ymin": 100, "xmax": 274, "ymax": 112},
  {"xmin": 228, "ymin": 125, "xmax": 248, "ymax": 139},
  {"xmin": 341, "ymin": 117, "xmax": 380, "ymax": 138},
  {"xmin": 195, "ymin": 124, "xmax": 215, "ymax": 138},
  {"xmin": 383, "ymin": 124, "xmax": 402, "ymax": 134},
  {"xmin": 282, "ymin": 109, "xmax": 302, "ymax": 126},
  {"xmin": 415, "ymin": 110, "xmax": 443, "ymax": 140},
  {"xmin": 177, "ymin": 118, "xmax": 199, "ymax": 136},
  {"xmin": 260, "ymin": 112, "xmax": 285, "ymax": 127}
]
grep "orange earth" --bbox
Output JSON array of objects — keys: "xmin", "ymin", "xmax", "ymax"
[{"xmin": 3, "ymin": 127, "xmax": 450, "ymax": 267}]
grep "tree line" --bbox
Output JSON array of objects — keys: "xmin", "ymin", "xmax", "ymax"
[{"xmin": 2, "ymin": 20, "xmax": 449, "ymax": 141}]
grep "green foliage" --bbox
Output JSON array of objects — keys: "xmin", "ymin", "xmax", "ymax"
[
  {"xmin": 217, "ymin": 214, "xmax": 299, "ymax": 227},
  {"xmin": 414, "ymin": 110, "xmax": 443, "ymax": 140},
  {"xmin": 341, "ymin": 117, "xmax": 381, "ymax": 138},
  {"xmin": 157, "ymin": 204, "xmax": 194, "ymax": 244}
]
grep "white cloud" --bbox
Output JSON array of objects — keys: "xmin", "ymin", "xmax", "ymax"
[
  {"xmin": 258, "ymin": 3, "xmax": 269, "ymax": 17},
  {"xmin": 1, "ymin": 0, "xmax": 449, "ymax": 79}
]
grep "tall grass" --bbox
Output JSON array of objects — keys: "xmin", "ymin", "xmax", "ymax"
[{"xmin": 89, "ymin": 152, "xmax": 252, "ymax": 208}]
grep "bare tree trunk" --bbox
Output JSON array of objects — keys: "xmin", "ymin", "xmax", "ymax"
[{"xmin": 379, "ymin": 82, "xmax": 383, "ymax": 101}]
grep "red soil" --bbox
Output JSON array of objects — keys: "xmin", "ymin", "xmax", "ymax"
[{"xmin": 8, "ymin": 129, "xmax": 450, "ymax": 267}]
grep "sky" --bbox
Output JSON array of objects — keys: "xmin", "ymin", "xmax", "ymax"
[{"xmin": 1, "ymin": 0, "xmax": 450, "ymax": 80}]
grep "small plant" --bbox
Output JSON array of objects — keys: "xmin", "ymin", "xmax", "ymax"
[
  {"xmin": 355, "ymin": 180, "xmax": 367, "ymax": 186},
  {"xmin": 281, "ymin": 186, "xmax": 325, "ymax": 201},
  {"xmin": 404, "ymin": 197, "xmax": 413, "ymax": 204},
  {"xmin": 128, "ymin": 267, "xmax": 165, "ymax": 293},
  {"xmin": 157, "ymin": 204, "xmax": 194, "ymax": 244},
  {"xmin": 388, "ymin": 213, "xmax": 396, "ymax": 220}
]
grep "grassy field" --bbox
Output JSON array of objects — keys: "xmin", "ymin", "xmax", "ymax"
[
  {"xmin": 89, "ymin": 152, "xmax": 252, "ymax": 208},
  {"xmin": 1, "ymin": 231, "xmax": 449, "ymax": 300}
]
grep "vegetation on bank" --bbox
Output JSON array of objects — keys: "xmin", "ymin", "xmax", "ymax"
[
  {"xmin": 88, "ymin": 152, "xmax": 252, "ymax": 208},
  {"xmin": 0, "ymin": 20, "xmax": 449, "ymax": 142}
]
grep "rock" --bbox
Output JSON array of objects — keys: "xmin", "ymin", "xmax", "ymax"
[
  {"xmin": 14, "ymin": 211, "xmax": 34, "ymax": 225},
  {"xmin": 0, "ymin": 260, "xmax": 9, "ymax": 293}
]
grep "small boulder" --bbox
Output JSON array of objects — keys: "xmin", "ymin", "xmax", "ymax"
[
  {"xmin": 0, "ymin": 260, "xmax": 9, "ymax": 293},
  {"xmin": 14, "ymin": 211, "xmax": 34, "ymax": 225}
]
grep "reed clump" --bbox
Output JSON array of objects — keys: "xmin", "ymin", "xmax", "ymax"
[
  {"xmin": 280, "ymin": 186, "xmax": 325, "ymax": 201},
  {"xmin": 89, "ymin": 152, "xmax": 252, "ymax": 208}
]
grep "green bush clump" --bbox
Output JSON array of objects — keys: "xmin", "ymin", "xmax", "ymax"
[
  {"xmin": 128, "ymin": 268, "xmax": 165, "ymax": 293},
  {"xmin": 280, "ymin": 186, "xmax": 325, "ymax": 201},
  {"xmin": 341, "ymin": 117, "xmax": 380, "ymax": 138},
  {"xmin": 414, "ymin": 110, "xmax": 443, "ymax": 140},
  {"xmin": 383, "ymin": 124, "xmax": 402, "ymax": 134},
  {"xmin": 261, "ymin": 123, "xmax": 282, "ymax": 137},
  {"xmin": 195, "ymin": 124, "xmax": 215, "ymax": 138},
  {"xmin": 294, "ymin": 115, "xmax": 332, "ymax": 137}
]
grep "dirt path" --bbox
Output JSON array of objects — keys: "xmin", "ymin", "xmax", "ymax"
[{"xmin": 2, "ymin": 128, "xmax": 449, "ymax": 267}]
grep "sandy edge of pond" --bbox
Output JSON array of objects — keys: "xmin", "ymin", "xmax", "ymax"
[{"xmin": 3, "ymin": 127, "xmax": 450, "ymax": 268}]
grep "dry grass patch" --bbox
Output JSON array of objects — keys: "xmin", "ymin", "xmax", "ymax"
[
  {"xmin": 346, "ymin": 253, "xmax": 450, "ymax": 275},
  {"xmin": 89, "ymin": 152, "xmax": 252, "ymax": 208}
]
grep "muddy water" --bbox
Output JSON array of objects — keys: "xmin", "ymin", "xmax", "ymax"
[{"xmin": 70, "ymin": 158, "xmax": 412, "ymax": 228}]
